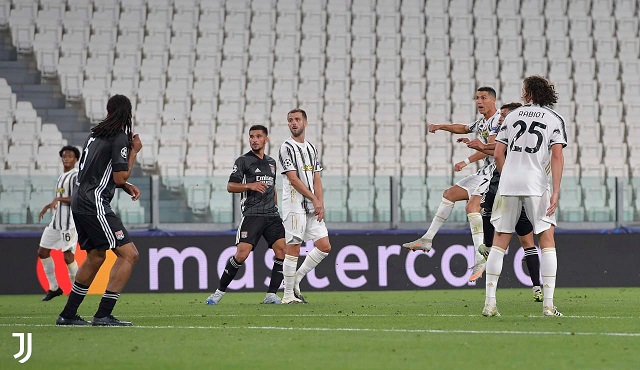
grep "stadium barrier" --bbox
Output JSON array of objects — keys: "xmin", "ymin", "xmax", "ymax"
[{"xmin": 0, "ymin": 231, "xmax": 637, "ymax": 294}]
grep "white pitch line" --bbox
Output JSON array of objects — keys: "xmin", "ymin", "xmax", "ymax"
[
  {"xmin": 0, "ymin": 323, "xmax": 639, "ymax": 337},
  {"xmin": 1, "ymin": 313, "xmax": 638, "ymax": 319}
]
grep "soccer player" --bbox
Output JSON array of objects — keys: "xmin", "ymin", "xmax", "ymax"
[
  {"xmin": 279, "ymin": 108, "xmax": 331, "ymax": 304},
  {"xmin": 465, "ymin": 103, "xmax": 543, "ymax": 301},
  {"xmin": 206, "ymin": 125, "xmax": 286, "ymax": 305},
  {"xmin": 402, "ymin": 87, "xmax": 500, "ymax": 281},
  {"xmin": 37, "ymin": 145, "xmax": 80, "ymax": 301},
  {"xmin": 56, "ymin": 94, "xmax": 142, "ymax": 326},
  {"xmin": 483, "ymin": 76, "xmax": 566, "ymax": 317}
]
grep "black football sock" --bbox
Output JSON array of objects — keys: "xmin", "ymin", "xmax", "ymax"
[
  {"xmin": 524, "ymin": 248, "xmax": 541, "ymax": 286},
  {"xmin": 218, "ymin": 256, "xmax": 242, "ymax": 292},
  {"xmin": 94, "ymin": 290, "xmax": 120, "ymax": 318},
  {"xmin": 267, "ymin": 258, "xmax": 284, "ymax": 294},
  {"xmin": 482, "ymin": 212, "xmax": 494, "ymax": 247},
  {"xmin": 59, "ymin": 282, "xmax": 89, "ymax": 318}
]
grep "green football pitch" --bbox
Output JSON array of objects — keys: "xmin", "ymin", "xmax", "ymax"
[{"xmin": 1, "ymin": 288, "xmax": 638, "ymax": 369}]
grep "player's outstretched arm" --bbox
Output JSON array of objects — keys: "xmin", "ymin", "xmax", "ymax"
[{"xmin": 429, "ymin": 123, "xmax": 470, "ymax": 134}]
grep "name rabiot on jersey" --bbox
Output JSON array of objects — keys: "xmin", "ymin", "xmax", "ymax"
[{"xmin": 496, "ymin": 104, "xmax": 568, "ymax": 196}]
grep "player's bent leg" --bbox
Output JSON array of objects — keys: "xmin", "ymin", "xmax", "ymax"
[
  {"xmin": 58, "ymin": 249, "xmax": 106, "ymax": 325},
  {"xmin": 76, "ymin": 249, "xmax": 107, "ymax": 285},
  {"xmin": 293, "ymin": 236, "xmax": 330, "ymax": 303},
  {"xmin": 106, "ymin": 242, "xmax": 139, "ymax": 292},
  {"xmin": 483, "ymin": 233, "xmax": 511, "ymax": 315},
  {"xmin": 282, "ymin": 242, "xmax": 302, "ymax": 303},
  {"xmin": 519, "ymin": 232, "xmax": 542, "ymax": 301},
  {"xmin": 402, "ymin": 190, "xmax": 459, "ymax": 252},
  {"xmin": 264, "ymin": 237, "xmax": 285, "ymax": 304},
  {"xmin": 443, "ymin": 185, "xmax": 470, "ymax": 203},
  {"xmin": 403, "ymin": 186, "xmax": 467, "ymax": 252},
  {"xmin": 38, "ymin": 246, "xmax": 63, "ymax": 300},
  {"xmin": 466, "ymin": 196, "xmax": 486, "ymax": 279},
  {"xmin": 92, "ymin": 243, "xmax": 138, "ymax": 325},
  {"xmin": 466, "ymin": 195, "xmax": 482, "ymax": 214},
  {"xmin": 207, "ymin": 242, "xmax": 253, "ymax": 305},
  {"xmin": 37, "ymin": 247, "xmax": 51, "ymax": 259},
  {"xmin": 233, "ymin": 243, "xmax": 253, "ymax": 264},
  {"xmin": 63, "ymin": 250, "xmax": 78, "ymax": 283}
]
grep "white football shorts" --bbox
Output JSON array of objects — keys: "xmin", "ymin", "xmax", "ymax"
[
  {"xmin": 490, "ymin": 190, "xmax": 556, "ymax": 235},
  {"xmin": 284, "ymin": 212, "xmax": 329, "ymax": 244},
  {"xmin": 456, "ymin": 172, "xmax": 492, "ymax": 198},
  {"xmin": 39, "ymin": 226, "xmax": 77, "ymax": 253}
]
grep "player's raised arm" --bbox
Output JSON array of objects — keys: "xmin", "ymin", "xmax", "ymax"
[{"xmin": 429, "ymin": 123, "xmax": 470, "ymax": 134}]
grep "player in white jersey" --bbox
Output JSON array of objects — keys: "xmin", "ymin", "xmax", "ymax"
[
  {"xmin": 402, "ymin": 87, "xmax": 500, "ymax": 281},
  {"xmin": 483, "ymin": 75, "xmax": 567, "ymax": 318},
  {"xmin": 278, "ymin": 108, "xmax": 332, "ymax": 304},
  {"xmin": 37, "ymin": 146, "xmax": 80, "ymax": 301}
]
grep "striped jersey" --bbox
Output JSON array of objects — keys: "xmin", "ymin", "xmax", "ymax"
[
  {"xmin": 48, "ymin": 168, "xmax": 78, "ymax": 230},
  {"xmin": 72, "ymin": 132, "xmax": 130, "ymax": 215},
  {"xmin": 279, "ymin": 137, "xmax": 323, "ymax": 217},
  {"xmin": 466, "ymin": 110, "xmax": 501, "ymax": 176},
  {"xmin": 496, "ymin": 104, "xmax": 568, "ymax": 196},
  {"xmin": 228, "ymin": 151, "xmax": 279, "ymax": 217}
]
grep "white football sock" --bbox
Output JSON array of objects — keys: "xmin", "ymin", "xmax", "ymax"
[
  {"xmin": 467, "ymin": 212, "xmax": 484, "ymax": 248},
  {"xmin": 295, "ymin": 247, "xmax": 328, "ymax": 287},
  {"xmin": 485, "ymin": 247, "xmax": 506, "ymax": 306},
  {"xmin": 41, "ymin": 256, "xmax": 58, "ymax": 291},
  {"xmin": 67, "ymin": 260, "xmax": 78, "ymax": 283},
  {"xmin": 541, "ymin": 247, "xmax": 558, "ymax": 308},
  {"xmin": 283, "ymin": 255, "xmax": 298, "ymax": 297},
  {"xmin": 423, "ymin": 198, "xmax": 455, "ymax": 240}
]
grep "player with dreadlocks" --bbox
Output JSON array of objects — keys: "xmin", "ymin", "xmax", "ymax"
[{"xmin": 56, "ymin": 94, "xmax": 143, "ymax": 326}]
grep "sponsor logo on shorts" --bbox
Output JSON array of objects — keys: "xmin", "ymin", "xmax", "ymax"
[
  {"xmin": 241, "ymin": 231, "xmax": 248, "ymax": 238},
  {"xmin": 115, "ymin": 230, "xmax": 125, "ymax": 240}
]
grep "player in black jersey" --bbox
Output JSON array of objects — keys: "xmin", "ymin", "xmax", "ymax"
[
  {"xmin": 466, "ymin": 102, "xmax": 543, "ymax": 302},
  {"xmin": 206, "ymin": 125, "xmax": 286, "ymax": 305},
  {"xmin": 56, "ymin": 94, "xmax": 142, "ymax": 326}
]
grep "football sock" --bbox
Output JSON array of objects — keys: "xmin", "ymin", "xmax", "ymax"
[
  {"xmin": 218, "ymin": 256, "xmax": 242, "ymax": 292},
  {"xmin": 94, "ymin": 290, "xmax": 120, "ymax": 318},
  {"xmin": 482, "ymin": 213, "xmax": 495, "ymax": 247},
  {"xmin": 41, "ymin": 256, "xmax": 58, "ymax": 291},
  {"xmin": 524, "ymin": 247, "xmax": 541, "ymax": 286},
  {"xmin": 295, "ymin": 247, "xmax": 328, "ymax": 285},
  {"xmin": 541, "ymin": 247, "xmax": 557, "ymax": 308},
  {"xmin": 67, "ymin": 260, "xmax": 78, "ymax": 283},
  {"xmin": 467, "ymin": 212, "xmax": 484, "ymax": 248},
  {"xmin": 485, "ymin": 247, "xmax": 506, "ymax": 306},
  {"xmin": 422, "ymin": 198, "xmax": 455, "ymax": 240},
  {"xmin": 60, "ymin": 282, "xmax": 89, "ymax": 318},
  {"xmin": 267, "ymin": 258, "xmax": 284, "ymax": 294},
  {"xmin": 283, "ymin": 255, "xmax": 298, "ymax": 297}
]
